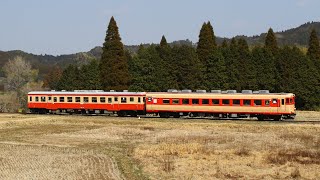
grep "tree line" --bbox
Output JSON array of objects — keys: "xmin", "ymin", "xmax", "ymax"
[{"xmin": 44, "ymin": 17, "xmax": 320, "ymax": 110}]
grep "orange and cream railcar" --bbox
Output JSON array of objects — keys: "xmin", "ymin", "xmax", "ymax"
[
  {"xmin": 145, "ymin": 91, "xmax": 296, "ymax": 120},
  {"xmin": 28, "ymin": 91, "xmax": 146, "ymax": 116}
]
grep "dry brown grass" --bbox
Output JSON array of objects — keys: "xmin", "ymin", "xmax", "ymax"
[{"xmin": 0, "ymin": 111, "xmax": 319, "ymax": 179}]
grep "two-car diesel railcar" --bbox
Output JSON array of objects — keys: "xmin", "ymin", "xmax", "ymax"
[{"xmin": 28, "ymin": 90, "xmax": 296, "ymax": 120}]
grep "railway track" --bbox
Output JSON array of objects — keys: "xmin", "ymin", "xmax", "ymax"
[{"xmin": 22, "ymin": 112, "xmax": 320, "ymax": 125}]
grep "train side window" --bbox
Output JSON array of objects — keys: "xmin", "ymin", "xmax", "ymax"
[
  {"xmin": 138, "ymin": 97, "xmax": 141, "ymax": 103},
  {"xmin": 192, "ymin": 99, "xmax": 199, "ymax": 104},
  {"xmin": 202, "ymin": 99, "xmax": 209, "ymax": 105},
  {"xmin": 286, "ymin": 98, "xmax": 290, "ymax": 104},
  {"xmin": 59, "ymin": 97, "xmax": 65, "ymax": 102},
  {"xmin": 41, "ymin": 96, "xmax": 46, "ymax": 102},
  {"xmin": 222, "ymin": 99, "xmax": 230, "ymax": 105},
  {"xmin": 254, "ymin": 100, "xmax": 262, "ymax": 106},
  {"xmin": 172, "ymin": 99, "xmax": 180, "ymax": 104},
  {"xmin": 92, "ymin": 97, "xmax": 97, "ymax": 103},
  {"xmin": 272, "ymin": 99, "xmax": 277, "ymax": 104},
  {"xmin": 182, "ymin": 99, "xmax": 189, "ymax": 104},
  {"xmin": 67, "ymin": 97, "xmax": 73, "ymax": 102},
  {"xmin": 212, "ymin": 99, "xmax": 219, "ymax": 105},
  {"xmin": 108, "ymin": 97, "xmax": 112, "ymax": 103},
  {"xmin": 54, "ymin": 97, "xmax": 57, "ymax": 102},
  {"xmin": 265, "ymin": 100, "xmax": 270, "ymax": 106},
  {"xmin": 29, "ymin": 96, "xmax": 32, "ymax": 102},
  {"xmin": 75, "ymin": 97, "xmax": 81, "ymax": 102},
  {"xmin": 114, "ymin": 97, "xmax": 118, "ymax": 102},
  {"xmin": 163, "ymin": 99, "xmax": 170, "ymax": 104},
  {"xmin": 130, "ymin": 97, "xmax": 134, "ymax": 102},
  {"xmin": 121, "ymin": 97, "xmax": 127, "ymax": 103},
  {"xmin": 100, "ymin": 97, "xmax": 106, "ymax": 103},
  {"xmin": 233, "ymin": 99, "xmax": 240, "ymax": 106},
  {"xmin": 48, "ymin": 97, "xmax": 52, "ymax": 101},
  {"xmin": 244, "ymin": 100, "xmax": 251, "ymax": 106},
  {"xmin": 147, "ymin": 97, "xmax": 152, "ymax": 102},
  {"xmin": 35, "ymin": 97, "xmax": 39, "ymax": 102},
  {"xmin": 281, "ymin": 99, "xmax": 285, "ymax": 105},
  {"xmin": 143, "ymin": 97, "xmax": 146, "ymax": 102},
  {"xmin": 84, "ymin": 97, "xmax": 89, "ymax": 103}
]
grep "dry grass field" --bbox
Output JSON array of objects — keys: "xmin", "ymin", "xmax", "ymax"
[{"xmin": 0, "ymin": 111, "xmax": 319, "ymax": 179}]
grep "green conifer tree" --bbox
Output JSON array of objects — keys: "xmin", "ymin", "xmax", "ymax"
[
  {"xmin": 265, "ymin": 28, "xmax": 278, "ymax": 54},
  {"xmin": 100, "ymin": 16, "xmax": 129, "ymax": 91},
  {"xmin": 307, "ymin": 29, "xmax": 320, "ymax": 70},
  {"xmin": 197, "ymin": 21, "xmax": 216, "ymax": 64}
]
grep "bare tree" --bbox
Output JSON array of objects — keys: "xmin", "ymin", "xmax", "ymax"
[{"xmin": 3, "ymin": 56, "xmax": 37, "ymax": 91}]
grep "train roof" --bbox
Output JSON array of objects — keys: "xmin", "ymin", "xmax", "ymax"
[
  {"xmin": 146, "ymin": 92, "xmax": 295, "ymax": 99},
  {"xmin": 28, "ymin": 90, "xmax": 146, "ymax": 96}
]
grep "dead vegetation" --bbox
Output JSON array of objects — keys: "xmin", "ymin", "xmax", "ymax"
[{"xmin": 0, "ymin": 111, "xmax": 319, "ymax": 179}]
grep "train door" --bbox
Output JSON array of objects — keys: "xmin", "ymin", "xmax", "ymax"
[
  {"xmin": 47, "ymin": 95, "xmax": 53, "ymax": 109},
  {"xmin": 146, "ymin": 96, "xmax": 154, "ymax": 111},
  {"xmin": 279, "ymin": 98, "xmax": 286, "ymax": 113},
  {"xmin": 113, "ymin": 96, "xmax": 119, "ymax": 110}
]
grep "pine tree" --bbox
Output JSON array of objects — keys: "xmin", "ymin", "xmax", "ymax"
[
  {"xmin": 252, "ymin": 47, "xmax": 277, "ymax": 91},
  {"xmin": 225, "ymin": 38, "xmax": 240, "ymax": 90},
  {"xmin": 237, "ymin": 38, "xmax": 257, "ymax": 90},
  {"xmin": 206, "ymin": 48, "xmax": 228, "ymax": 90},
  {"xmin": 197, "ymin": 21, "xmax": 216, "ymax": 64},
  {"xmin": 160, "ymin": 35, "xmax": 168, "ymax": 47},
  {"xmin": 57, "ymin": 64, "xmax": 80, "ymax": 91},
  {"xmin": 265, "ymin": 28, "xmax": 278, "ymax": 54},
  {"xmin": 100, "ymin": 16, "xmax": 129, "ymax": 91},
  {"xmin": 79, "ymin": 59, "xmax": 101, "ymax": 90},
  {"xmin": 307, "ymin": 29, "xmax": 320, "ymax": 70}
]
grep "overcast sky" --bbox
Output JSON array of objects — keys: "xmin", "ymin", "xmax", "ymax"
[{"xmin": 0, "ymin": 0, "xmax": 319, "ymax": 55}]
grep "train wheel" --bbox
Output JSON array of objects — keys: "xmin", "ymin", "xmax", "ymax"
[
  {"xmin": 159, "ymin": 112, "xmax": 169, "ymax": 118},
  {"xmin": 257, "ymin": 115, "xmax": 264, "ymax": 121},
  {"xmin": 173, "ymin": 113, "xmax": 180, "ymax": 118},
  {"xmin": 273, "ymin": 115, "xmax": 282, "ymax": 121}
]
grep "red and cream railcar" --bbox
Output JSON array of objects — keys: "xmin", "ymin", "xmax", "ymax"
[
  {"xmin": 145, "ymin": 91, "xmax": 296, "ymax": 120},
  {"xmin": 28, "ymin": 90, "xmax": 146, "ymax": 116}
]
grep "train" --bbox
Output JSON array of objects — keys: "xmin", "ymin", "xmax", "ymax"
[{"xmin": 27, "ymin": 89, "xmax": 296, "ymax": 121}]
